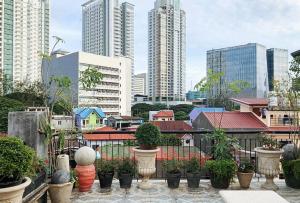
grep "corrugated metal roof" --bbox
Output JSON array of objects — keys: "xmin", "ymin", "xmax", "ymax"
[
  {"xmin": 151, "ymin": 121, "xmax": 192, "ymax": 131},
  {"xmin": 189, "ymin": 107, "xmax": 225, "ymax": 121},
  {"xmin": 231, "ymin": 98, "xmax": 268, "ymax": 106},
  {"xmin": 73, "ymin": 107, "xmax": 105, "ymax": 119},
  {"xmin": 202, "ymin": 112, "xmax": 267, "ymax": 130}
]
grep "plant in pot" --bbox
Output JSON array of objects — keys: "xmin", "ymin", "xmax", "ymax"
[
  {"xmin": 48, "ymin": 170, "xmax": 75, "ymax": 203},
  {"xmin": 163, "ymin": 159, "xmax": 183, "ymax": 189},
  {"xmin": 255, "ymin": 135, "xmax": 283, "ymax": 190},
  {"xmin": 133, "ymin": 123, "xmax": 161, "ymax": 189},
  {"xmin": 0, "ymin": 137, "xmax": 35, "ymax": 203},
  {"xmin": 205, "ymin": 129, "xmax": 238, "ymax": 189},
  {"xmin": 117, "ymin": 158, "xmax": 136, "ymax": 189},
  {"xmin": 281, "ymin": 143, "xmax": 300, "ymax": 189},
  {"xmin": 97, "ymin": 159, "xmax": 116, "ymax": 190},
  {"xmin": 184, "ymin": 157, "xmax": 201, "ymax": 188},
  {"xmin": 237, "ymin": 158, "xmax": 255, "ymax": 189}
]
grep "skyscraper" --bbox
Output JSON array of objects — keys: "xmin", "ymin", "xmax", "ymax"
[
  {"xmin": 207, "ymin": 43, "xmax": 269, "ymax": 98},
  {"xmin": 0, "ymin": 0, "xmax": 49, "ymax": 94},
  {"xmin": 148, "ymin": 0, "xmax": 186, "ymax": 102},
  {"xmin": 133, "ymin": 73, "xmax": 147, "ymax": 96},
  {"xmin": 267, "ymin": 48, "xmax": 289, "ymax": 91}
]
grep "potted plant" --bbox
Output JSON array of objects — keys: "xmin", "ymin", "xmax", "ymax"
[
  {"xmin": 48, "ymin": 170, "xmax": 75, "ymax": 203},
  {"xmin": 281, "ymin": 144, "xmax": 300, "ymax": 189},
  {"xmin": 133, "ymin": 123, "xmax": 161, "ymax": 189},
  {"xmin": 117, "ymin": 158, "xmax": 136, "ymax": 189},
  {"xmin": 205, "ymin": 129, "xmax": 238, "ymax": 189},
  {"xmin": 97, "ymin": 160, "xmax": 116, "ymax": 189},
  {"xmin": 185, "ymin": 157, "xmax": 201, "ymax": 188},
  {"xmin": 163, "ymin": 159, "xmax": 183, "ymax": 189},
  {"xmin": 237, "ymin": 159, "xmax": 255, "ymax": 189},
  {"xmin": 0, "ymin": 137, "xmax": 35, "ymax": 203},
  {"xmin": 255, "ymin": 135, "xmax": 283, "ymax": 190}
]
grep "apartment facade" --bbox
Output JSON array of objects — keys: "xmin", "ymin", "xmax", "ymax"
[
  {"xmin": 0, "ymin": 0, "xmax": 49, "ymax": 94},
  {"xmin": 42, "ymin": 51, "xmax": 132, "ymax": 116},
  {"xmin": 267, "ymin": 48, "xmax": 289, "ymax": 91},
  {"xmin": 148, "ymin": 0, "xmax": 186, "ymax": 102},
  {"xmin": 133, "ymin": 73, "xmax": 147, "ymax": 96}
]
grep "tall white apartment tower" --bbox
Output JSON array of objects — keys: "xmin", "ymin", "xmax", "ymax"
[
  {"xmin": 148, "ymin": 0, "xmax": 186, "ymax": 102},
  {"xmin": 0, "ymin": 0, "xmax": 49, "ymax": 94},
  {"xmin": 82, "ymin": 0, "xmax": 134, "ymax": 69}
]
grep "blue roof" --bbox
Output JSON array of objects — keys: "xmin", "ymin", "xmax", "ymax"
[
  {"xmin": 189, "ymin": 107, "xmax": 225, "ymax": 121},
  {"xmin": 73, "ymin": 107, "xmax": 106, "ymax": 119}
]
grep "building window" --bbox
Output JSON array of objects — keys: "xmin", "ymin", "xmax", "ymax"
[{"xmin": 58, "ymin": 121, "xmax": 62, "ymax": 126}]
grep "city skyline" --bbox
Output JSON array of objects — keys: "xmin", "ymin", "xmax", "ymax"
[{"xmin": 51, "ymin": 0, "xmax": 300, "ymax": 91}]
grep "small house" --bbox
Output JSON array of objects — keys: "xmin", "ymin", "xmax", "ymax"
[{"xmin": 74, "ymin": 107, "xmax": 106, "ymax": 130}]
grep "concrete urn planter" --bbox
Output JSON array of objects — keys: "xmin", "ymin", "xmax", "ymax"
[
  {"xmin": 75, "ymin": 146, "xmax": 96, "ymax": 166},
  {"xmin": 255, "ymin": 147, "xmax": 283, "ymax": 190},
  {"xmin": 48, "ymin": 182, "xmax": 74, "ymax": 203},
  {"xmin": 133, "ymin": 147, "xmax": 160, "ymax": 189},
  {"xmin": 0, "ymin": 177, "xmax": 31, "ymax": 203}
]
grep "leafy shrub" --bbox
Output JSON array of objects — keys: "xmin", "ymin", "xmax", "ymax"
[
  {"xmin": 135, "ymin": 123, "xmax": 161, "ymax": 149},
  {"xmin": 259, "ymin": 135, "xmax": 279, "ymax": 150},
  {"xmin": 117, "ymin": 159, "xmax": 136, "ymax": 176},
  {"xmin": 0, "ymin": 137, "xmax": 35, "ymax": 183},
  {"xmin": 205, "ymin": 160, "xmax": 236, "ymax": 181},
  {"xmin": 238, "ymin": 159, "xmax": 254, "ymax": 173},
  {"xmin": 185, "ymin": 157, "xmax": 201, "ymax": 173},
  {"xmin": 97, "ymin": 160, "xmax": 116, "ymax": 175},
  {"xmin": 163, "ymin": 159, "xmax": 183, "ymax": 174}
]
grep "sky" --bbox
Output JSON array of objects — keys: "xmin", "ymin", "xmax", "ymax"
[{"xmin": 51, "ymin": 0, "xmax": 300, "ymax": 91}]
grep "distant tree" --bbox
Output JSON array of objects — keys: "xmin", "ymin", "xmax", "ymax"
[
  {"xmin": 174, "ymin": 111, "xmax": 189, "ymax": 121},
  {"xmin": 152, "ymin": 103, "xmax": 167, "ymax": 111},
  {"xmin": 170, "ymin": 104, "xmax": 194, "ymax": 114},
  {"xmin": 132, "ymin": 103, "xmax": 153, "ymax": 116},
  {"xmin": 0, "ymin": 97, "xmax": 25, "ymax": 132}
]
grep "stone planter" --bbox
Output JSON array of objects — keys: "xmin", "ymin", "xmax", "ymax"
[
  {"xmin": 75, "ymin": 165, "xmax": 96, "ymax": 192},
  {"xmin": 255, "ymin": 147, "xmax": 283, "ymax": 190},
  {"xmin": 0, "ymin": 177, "xmax": 31, "ymax": 203},
  {"xmin": 237, "ymin": 172, "xmax": 254, "ymax": 189},
  {"xmin": 133, "ymin": 147, "xmax": 160, "ymax": 189},
  {"xmin": 48, "ymin": 182, "xmax": 74, "ymax": 203}
]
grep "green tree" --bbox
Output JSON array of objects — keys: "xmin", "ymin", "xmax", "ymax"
[
  {"xmin": 170, "ymin": 104, "xmax": 194, "ymax": 114},
  {"xmin": 174, "ymin": 111, "xmax": 189, "ymax": 120},
  {"xmin": 80, "ymin": 66, "xmax": 104, "ymax": 89}
]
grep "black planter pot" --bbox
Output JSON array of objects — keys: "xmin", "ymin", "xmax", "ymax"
[
  {"xmin": 285, "ymin": 175, "xmax": 300, "ymax": 189},
  {"xmin": 210, "ymin": 173, "xmax": 230, "ymax": 189},
  {"xmin": 98, "ymin": 171, "xmax": 114, "ymax": 189},
  {"xmin": 119, "ymin": 173, "xmax": 133, "ymax": 189},
  {"xmin": 186, "ymin": 172, "xmax": 201, "ymax": 188},
  {"xmin": 166, "ymin": 172, "xmax": 181, "ymax": 189},
  {"xmin": 23, "ymin": 171, "xmax": 46, "ymax": 197}
]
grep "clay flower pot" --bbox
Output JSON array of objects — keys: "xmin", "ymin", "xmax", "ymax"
[
  {"xmin": 48, "ymin": 182, "xmax": 74, "ymax": 203},
  {"xmin": 75, "ymin": 165, "xmax": 96, "ymax": 192},
  {"xmin": 0, "ymin": 177, "xmax": 31, "ymax": 203},
  {"xmin": 237, "ymin": 172, "xmax": 254, "ymax": 189}
]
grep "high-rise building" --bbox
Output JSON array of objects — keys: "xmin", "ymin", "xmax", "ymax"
[
  {"xmin": 207, "ymin": 43, "xmax": 269, "ymax": 98},
  {"xmin": 0, "ymin": 0, "xmax": 49, "ymax": 94},
  {"xmin": 267, "ymin": 48, "xmax": 289, "ymax": 91},
  {"xmin": 148, "ymin": 0, "xmax": 186, "ymax": 102},
  {"xmin": 42, "ymin": 51, "xmax": 132, "ymax": 116},
  {"xmin": 133, "ymin": 73, "xmax": 147, "ymax": 96}
]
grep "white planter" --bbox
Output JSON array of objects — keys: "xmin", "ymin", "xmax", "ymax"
[
  {"xmin": 255, "ymin": 147, "xmax": 283, "ymax": 190},
  {"xmin": 48, "ymin": 182, "xmax": 74, "ymax": 203},
  {"xmin": 75, "ymin": 146, "xmax": 96, "ymax": 166},
  {"xmin": 133, "ymin": 147, "xmax": 160, "ymax": 189},
  {"xmin": 0, "ymin": 177, "xmax": 31, "ymax": 203}
]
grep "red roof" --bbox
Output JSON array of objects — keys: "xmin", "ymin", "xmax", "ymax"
[
  {"xmin": 83, "ymin": 126, "xmax": 135, "ymax": 140},
  {"xmin": 153, "ymin": 110, "xmax": 174, "ymax": 118},
  {"xmin": 202, "ymin": 112, "xmax": 267, "ymax": 130},
  {"xmin": 151, "ymin": 121, "xmax": 192, "ymax": 131},
  {"xmin": 231, "ymin": 98, "xmax": 268, "ymax": 106}
]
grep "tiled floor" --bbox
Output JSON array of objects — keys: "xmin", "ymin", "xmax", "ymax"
[{"xmin": 70, "ymin": 178, "xmax": 300, "ymax": 203}]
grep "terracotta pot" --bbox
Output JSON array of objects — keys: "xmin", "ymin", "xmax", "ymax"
[
  {"xmin": 237, "ymin": 172, "xmax": 254, "ymax": 189},
  {"xmin": 255, "ymin": 147, "xmax": 283, "ymax": 190},
  {"xmin": 75, "ymin": 164, "xmax": 96, "ymax": 192},
  {"xmin": 48, "ymin": 182, "xmax": 74, "ymax": 203},
  {"xmin": 0, "ymin": 177, "xmax": 31, "ymax": 203}
]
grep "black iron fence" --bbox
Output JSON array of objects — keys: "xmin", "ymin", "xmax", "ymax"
[{"xmin": 50, "ymin": 130, "xmax": 300, "ymax": 179}]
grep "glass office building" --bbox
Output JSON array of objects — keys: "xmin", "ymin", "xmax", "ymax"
[{"xmin": 207, "ymin": 43, "xmax": 269, "ymax": 98}]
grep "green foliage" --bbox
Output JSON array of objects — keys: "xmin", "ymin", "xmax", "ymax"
[
  {"xmin": 5, "ymin": 92, "xmax": 45, "ymax": 107},
  {"xmin": 206, "ymin": 129, "xmax": 239, "ymax": 160},
  {"xmin": 58, "ymin": 131, "xmax": 66, "ymax": 154},
  {"xmin": 50, "ymin": 76, "xmax": 71, "ymax": 89},
  {"xmin": 0, "ymin": 97, "xmax": 25, "ymax": 132},
  {"xmin": 163, "ymin": 159, "xmax": 183, "ymax": 174},
  {"xmin": 117, "ymin": 159, "xmax": 136, "ymax": 176},
  {"xmin": 170, "ymin": 104, "xmax": 194, "ymax": 115},
  {"xmin": 174, "ymin": 111, "xmax": 189, "ymax": 120},
  {"xmin": 0, "ymin": 137, "xmax": 35, "ymax": 182},
  {"xmin": 259, "ymin": 135, "xmax": 278, "ymax": 150},
  {"xmin": 238, "ymin": 159, "xmax": 254, "ymax": 173},
  {"xmin": 282, "ymin": 159, "xmax": 300, "ymax": 180},
  {"xmin": 39, "ymin": 118, "xmax": 54, "ymax": 144},
  {"xmin": 135, "ymin": 123, "xmax": 161, "ymax": 149},
  {"xmin": 80, "ymin": 66, "xmax": 103, "ymax": 89},
  {"xmin": 96, "ymin": 160, "xmax": 117, "ymax": 175},
  {"xmin": 28, "ymin": 154, "xmax": 47, "ymax": 178},
  {"xmin": 205, "ymin": 160, "xmax": 236, "ymax": 181},
  {"xmin": 160, "ymin": 134, "xmax": 182, "ymax": 146},
  {"xmin": 185, "ymin": 157, "xmax": 201, "ymax": 173}
]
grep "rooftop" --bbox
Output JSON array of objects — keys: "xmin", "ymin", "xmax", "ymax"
[
  {"xmin": 83, "ymin": 126, "xmax": 135, "ymax": 141},
  {"xmin": 231, "ymin": 98, "xmax": 268, "ymax": 107},
  {"xmin": 189, "ymin": 107, "xmax": 225, "ymax": 121},
  {"xmin": 151, "ymin": 121, "xmax": 192, "ymax": 131},
  {"xmin": 153, "ymin": 110, "xmax": 174, "ymax": 118}
]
